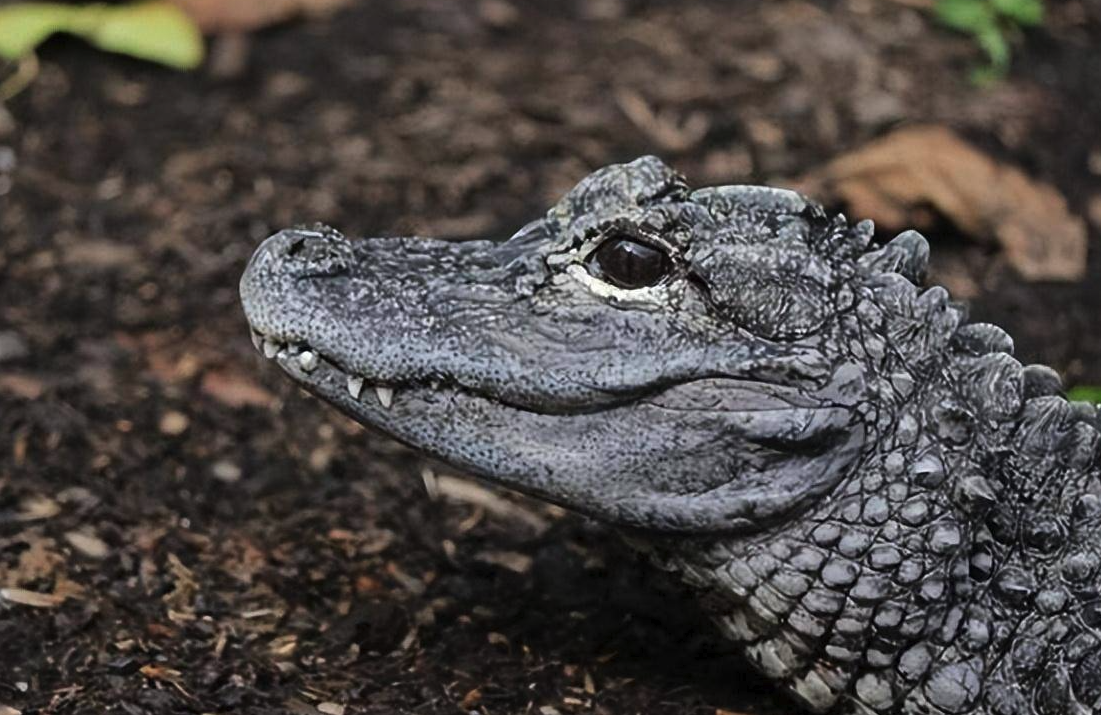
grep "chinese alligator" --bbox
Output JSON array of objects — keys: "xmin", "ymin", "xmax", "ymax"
[{"xmin": 240, "ymin": 156, "xmax": 1101, "ymax": 715}]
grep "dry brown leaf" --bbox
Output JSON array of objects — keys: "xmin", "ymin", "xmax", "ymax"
[
  {"xmin": 799, "ymin": 125, "xmax": 1087, "ymax": 282},
  {"xmin": 172, "ymin": 0, "xmax": 353, "ymax": 34}
]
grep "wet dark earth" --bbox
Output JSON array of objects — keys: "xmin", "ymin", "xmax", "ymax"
[{"xmin": 1, "ymin": 0, "xmax": 1100, "ymax": 713}]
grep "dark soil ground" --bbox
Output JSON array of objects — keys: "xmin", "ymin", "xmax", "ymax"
[{"xmin": 1, "ymin": 1, "xmax": 1100, "ymax": 713}]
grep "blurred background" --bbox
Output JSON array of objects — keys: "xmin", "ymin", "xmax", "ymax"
[{"xmin": 0, "ymin": 1, "xmax": 1099, "ymax": 713}]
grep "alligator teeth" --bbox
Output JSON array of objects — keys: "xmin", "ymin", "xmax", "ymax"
[
  {"xmin": 262, "ymin": 339, "xmax": 281, "ymax": 359},
  {"xmin": 375, "ymin": 386, "xmax": 394, "ymax": 409},
  {"xmin": 297, "ymin": 350, "xmax": 319, "ymax": 372},
  {"xmin": 347, "ymin": 375, "xmax": 365, "ymax": 399},
  {"xmin": 251, "ymin": 332, "xmax": 264, "ymax": 352}
]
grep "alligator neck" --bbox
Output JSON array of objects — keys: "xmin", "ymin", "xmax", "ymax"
[{"xmin": 642, "ymin": 357, "xmax": 1101, "ymax": 714}]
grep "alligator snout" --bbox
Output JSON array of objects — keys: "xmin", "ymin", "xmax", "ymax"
[{"xmin": 247, "ymin": 225, "xmax": 353, "ymax": 282}]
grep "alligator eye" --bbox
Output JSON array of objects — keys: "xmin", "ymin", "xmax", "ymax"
[{"xmin": 587, "ymin": 235, "xmax": 672, "ymax": 289}]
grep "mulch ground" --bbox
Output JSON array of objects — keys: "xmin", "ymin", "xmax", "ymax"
[{"xmin": 1, "ymin": 1, "xmax": 1099, "ymax": 713}]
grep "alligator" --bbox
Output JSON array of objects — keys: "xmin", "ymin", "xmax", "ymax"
[{"xmin": 239, "ymin": 156, "xmax": 1101, "ymax": 715}]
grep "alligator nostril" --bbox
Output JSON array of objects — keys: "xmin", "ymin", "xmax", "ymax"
[
  {"xmin": 267, "ymin": 226, "xmax": 353, "ymax": 278},
  {"xmin": 286, "ymin": 237, "xmax": 306, "ymax": 257}
]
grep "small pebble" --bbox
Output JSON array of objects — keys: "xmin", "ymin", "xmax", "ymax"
[
  {"xmin": 159, "ymin": 411, "xmax": 189, "ymax": 435},
  {"xmin": 212, "ymin": 460, "xmax": 242, "ymax": 483}
]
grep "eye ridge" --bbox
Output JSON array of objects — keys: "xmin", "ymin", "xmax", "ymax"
[{"xmin": 586, "ymin": 231, "xmax": 674, "ymax": 290}]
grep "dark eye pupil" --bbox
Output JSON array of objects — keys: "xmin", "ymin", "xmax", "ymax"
[{"xmin": 589, "ymin": 236, "xmax": 670, "ymax": 289}]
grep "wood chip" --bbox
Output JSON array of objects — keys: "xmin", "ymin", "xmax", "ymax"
[
  {"xmin": 478, "ymin": 0, "xmax": 519, "ymax": 27},
  {"xmin": 164, "ymin": 553, "xmax": 198, "ymax": 611},
  {"xmin": 385, "ymin": 562, "xmax": 426, "ymax": 596},
  {"xmin": 0, "ymin": 374, "xmax": 45, "ymax": 400},
  {"xmin": 61, "ymin": 240, "xmax": 140, "ymax": 269},
  {"xmin": 1088, "ymin": 194, "xmax": 1101, "ymax": 232},
  {"xmin": 16, "ymin": 495, "xmax": 60, "ymax": 521},
  {"xmin": 459, "ymin": 688, "xmax": 482, "ymax": 709},
  {"xmin": 200, "ymin": 369, "xmax": 277, "ymax": 409},
  {"xmin": 798, "ymin": 125, "xmax": 1088, "ymax": 282},
  {"xmin": 0, "ymin": 587, "xmax": 66, "ymax": 608},
  {"xmin": 284, "ymin": 699, "xmax": 318, "ymax": 715},
  {"xmin": 614, "ymin": 87, "xmax": 710, "ymax": 152},
  {"xmin": 268, "ymin": 634, "xmax": 298, "ymax": 658},
  {"xmin": 434, "ymin": 475, "xmax": 549, "ymax": 535},
  {"xmin": 64, "ymin": 530, "xmax": 110, "ymax": 559},
  {"xmin": 317, "ymin": 703, "xmax": 345, "ymax": 715},
  {"xmin": 474, "ymin": 550, "xmax": 533, "ymax": 574},
  {"xmin": 10, "ymin": 538, "xmax": 64, "ymax": 584}
]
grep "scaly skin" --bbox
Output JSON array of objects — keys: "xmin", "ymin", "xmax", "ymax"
[{"xmin": 240, "ymin": 157, "xmax": 1101, "ymax": 714}]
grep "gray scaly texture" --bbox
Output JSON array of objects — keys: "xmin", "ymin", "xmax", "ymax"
[{"xmin": 240, "ymin": 157, "xmax": 1101, "ymax": 715}]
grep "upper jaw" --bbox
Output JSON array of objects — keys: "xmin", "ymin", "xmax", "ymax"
[{"xmin": 248, "ymin": 329, "xmax": 400, "ymax": 413}]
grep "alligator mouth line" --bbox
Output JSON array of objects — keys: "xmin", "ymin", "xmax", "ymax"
[
  {"xmin": 251, "ymin": 329, "xmax": 400, "ymax": 410},
  {"xmin": 249, "ymin": 328, "xmax": 849, "ymax": 450}
]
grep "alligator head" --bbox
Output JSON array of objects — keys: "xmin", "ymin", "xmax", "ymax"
[
  {"xmin": 240, "ymin": 156, "xmax": 878, "ymax": 534},
  {"xmin": 241, "ymin": 157, "xmax": 1101, "ymax": 715}
]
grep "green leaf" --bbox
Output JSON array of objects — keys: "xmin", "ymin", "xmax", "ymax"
[
  {"xmin": 975, "ymin": 23, "xmax": 1010, "ymax": 70},
  {"xmin": 991, "ymin": 0, "xmax": 1044, "ymax": 26},
  {"xmin": 935, "ymin": 0, "xmax": 995, "ymax": 31},
  {"xmin": 1069, "ymin": 386, "xmax": 1101, "ymax": 404},
  {"xmin": 0, "ymin": 3, "xmax": 81, "ymax": 61},
  {"xmin": 0, "ymin": 1, "xmax": 203, "ymax": 69},
  {"xmin": 87, "ymin": 2, "xmax": 204, "ymax": 70}
]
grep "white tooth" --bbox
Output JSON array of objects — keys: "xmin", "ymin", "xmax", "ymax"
[
  {"xmin": 375, "ymin": 386, "xmax": 394, "ymax": 409},
  {"xmin": 263, "ymin": 339, "xmax": 281, "ymax": 359},
  {"xmin": 347, "ymin": 375, "xmax": 364, "ymax": 399},
  {"xmin": 297, "ymin": 350, "xmax": 319, "ymax": 372},
  {"xmin": 251, "ymin": 332, "xmax": 263, "ymax": 352}
]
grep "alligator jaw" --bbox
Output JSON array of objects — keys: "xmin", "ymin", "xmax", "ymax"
[{"xmin": 249, "ymin": 329, "xmax": 399, "ymax": 412}]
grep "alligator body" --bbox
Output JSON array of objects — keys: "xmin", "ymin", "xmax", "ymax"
[{"xmin": 240, "ymin": 157, "xmax": 1101, "ymax": 715}]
